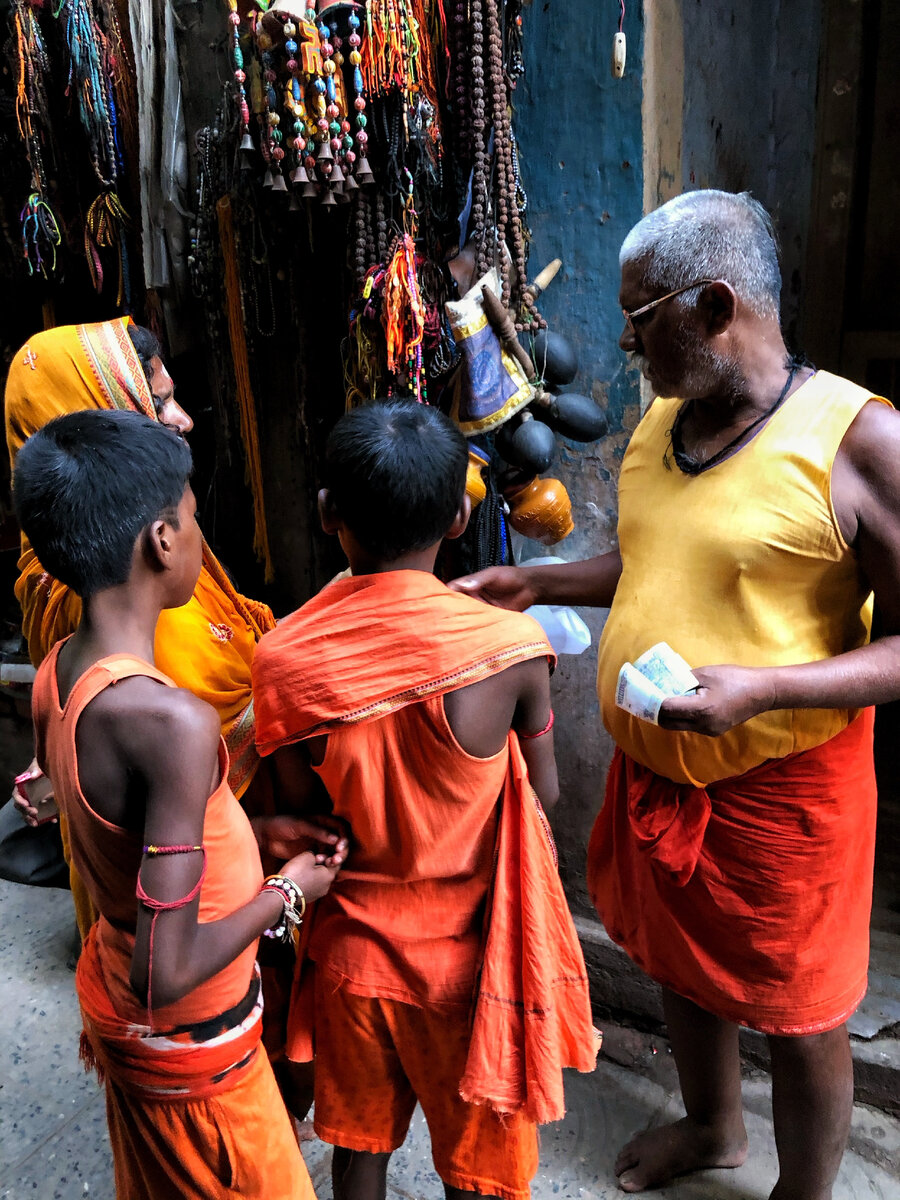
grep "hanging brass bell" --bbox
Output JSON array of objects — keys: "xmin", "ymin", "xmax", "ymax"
[
  {"xmin": 320, "ymin": 187, "xmax": 338, "ymax": 207},
  {"xmin": 317, "ymin": 140, "xmax": 334, "ymax": 163},
  {"xmin": 262, "ymin": 168, "xmax": 274, "ymax": 188},
  {"xmin": 271, "ymin": 172, "xmax": 289, "ymax": 192},
  {"xmin": 292, "ymin": 164, "xmax": 310, "ymax": 184},
  {"xmin": 300, "ymin": 180, "xmax": 319, "ymax": 199},
  {"xmin": 331, "ymin": 161, "xmax": 345, "ymax": 183},
  {"xmin": 354, "ymin": 156, "xmax": 375, "ymax": 185},
  {"xmin": 289, "ymin": 193, "xmax": 301, "ymax": 211},
  {"xmin": 343, "ymin": 172, "xmax": 359, "ymax": 193},
  {"xmin": 240, "ymin": 132, "xmax": 255, "ymax": 153}
]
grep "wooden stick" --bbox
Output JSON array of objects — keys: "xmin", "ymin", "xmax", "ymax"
[
  {"xmin": 524, "ymin": 257, "xmax": 562, "ymax": 301},
  {"xmin": 481, "ymin": 285, "xmax": 536, "ymax": 378}
]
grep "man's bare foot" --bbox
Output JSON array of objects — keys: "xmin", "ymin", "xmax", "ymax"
[{"xmin": 615, "ymin": 1116, "xmax": 748, "ymax": 1192}]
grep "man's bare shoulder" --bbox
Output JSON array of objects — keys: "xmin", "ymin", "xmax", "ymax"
[{"xmin": 838, "ymin": 398, "xmax": 900, "ymax": 472}]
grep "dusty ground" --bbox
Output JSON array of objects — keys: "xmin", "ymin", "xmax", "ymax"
[{"xmin": 1, "ymin": 876, "xmax": 898, "ymax": 1200}]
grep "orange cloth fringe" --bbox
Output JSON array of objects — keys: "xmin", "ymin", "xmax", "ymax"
[{"xmin": 217, "ymin": 195, "xmax": 273, "ymax": 581}]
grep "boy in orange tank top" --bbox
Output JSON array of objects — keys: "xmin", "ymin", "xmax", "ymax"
[
  {"xmin": 15, "ymin": 408, "xmax": 346, "ymax": 1200},
  {"xmin": 252, "ymin": 401, "xmax": 597, "ymax": 1200}
]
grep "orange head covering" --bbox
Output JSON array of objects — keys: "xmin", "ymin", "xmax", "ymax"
[
  {"xmin": 6, "ymin": 320, "xmax": 156, "ymax": 456},
  {"xmin": 5, "ymin": 319, "xmax": 275, "ymax": 798}
]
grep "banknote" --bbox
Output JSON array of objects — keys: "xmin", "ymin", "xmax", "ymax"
[
  {"xmin": 633, "ymin": 642, "xmax": 699, "ymax": 696},
  {"xmin": 615, "ymin": 662, "xmax": 667, "ymax": 724}
]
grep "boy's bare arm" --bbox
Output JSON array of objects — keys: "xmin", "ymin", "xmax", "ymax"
[
  {"xmin": 115, "ymin": 687, "xmax": 342, "ymax": 1010},
  {"xmin": 511, "ymin": 657, "xmax": 559, "ymax": 810}
]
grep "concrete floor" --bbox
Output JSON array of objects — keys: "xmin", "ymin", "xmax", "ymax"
[{"xmin": 1, "ymin": 878, "xmax": 898, "ymax": 1200}]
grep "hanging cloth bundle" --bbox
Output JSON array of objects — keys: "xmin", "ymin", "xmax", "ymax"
[{"xmin": 216, "ymin": 196, "xmax": 273, "ymax": 582}]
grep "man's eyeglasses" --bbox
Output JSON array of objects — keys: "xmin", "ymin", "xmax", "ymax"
[{"xmin": 622, "ymin": 279, "xmax": 717, "ymax": 333}]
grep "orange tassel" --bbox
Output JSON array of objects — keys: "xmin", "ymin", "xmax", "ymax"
[
  {"xmin": 216, "ymin": 196, "xmax": 274, "ymax": 582},
  {"xmin": 79, "ymin": 1030, "xmax": 104, "ymax": 1083}
]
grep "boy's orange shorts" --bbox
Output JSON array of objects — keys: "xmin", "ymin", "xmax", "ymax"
[{"xmin": 311, "ymin": 969, "xmax": 538, "ymax": 1200}]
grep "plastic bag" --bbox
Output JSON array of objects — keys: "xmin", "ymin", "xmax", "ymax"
[{"xmin": 523, "ymin": 557, "xmax": 592, "ymax": 656}]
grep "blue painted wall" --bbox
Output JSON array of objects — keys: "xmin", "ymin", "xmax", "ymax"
[
  {"xmin": 514, "ymin": 1, "xmax": 645, "ymax": 907},
  {"xmin": 517, "ymin": 0, "xmax": 645, "ymax": 445}
]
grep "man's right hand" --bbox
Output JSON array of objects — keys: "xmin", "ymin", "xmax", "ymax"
[{"xmin": 449, "ymin": 566, "xmax": 537, "ymax": 612}]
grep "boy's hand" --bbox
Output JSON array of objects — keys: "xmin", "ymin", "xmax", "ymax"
[
  {"xmin": 13, "ymin": 760, "xmax": 57, "ymax": 827},
  {"xmin": 252, "ymin": 814, "xmax": 348, "ymax": 862},
  {"xmin": 449, "ymin": 566, "xmax": 536, "ymax": 612},
  {"xmin": 280, "ymin": 849, "xmax": 345, "ymax": 902}
]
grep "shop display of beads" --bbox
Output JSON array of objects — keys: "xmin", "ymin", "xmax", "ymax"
[{"xmin": 228, "ymin": 0, "xmax": 609, "ymax": 569}]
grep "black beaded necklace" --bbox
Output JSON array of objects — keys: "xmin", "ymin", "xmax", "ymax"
[{"xmin": 667, "ymin": 363, "xmax": 803, "ymax": 476}]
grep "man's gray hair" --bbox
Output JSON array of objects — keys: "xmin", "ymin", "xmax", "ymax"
[{"xmin": 620, "ymin": 190, "xmax": 782, "ymax": 320}]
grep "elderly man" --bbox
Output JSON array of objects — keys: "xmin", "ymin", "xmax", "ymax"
[{"xmin": 453, "ymin": 190, "xmax": 897, "ymax": 1200}]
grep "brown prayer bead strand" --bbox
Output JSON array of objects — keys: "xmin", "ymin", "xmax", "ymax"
[
  {"xmin": 353, "ymin": 190, "xmax": 371, "ymax": 288},
  {"xmin": 471, "ymin": 0, "xmax": 490, "ymax": 277},
  {"xmin": 375, "ymin": 191, "xmax": 388, "ymax": 264},
  {"xmin": 364, "ymin": 192, "xmax": 377, "ymax": 274},
  {"xmin": 449, "ymin": 0, "xmax": 473, "ymax": 184},
  {"xmin": 484, "ymin": 0, "xmax": 511, "ymax": 302}
]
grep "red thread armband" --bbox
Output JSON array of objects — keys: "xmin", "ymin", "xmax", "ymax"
[{"xmin": 519, "ymin": 710, "xmax": 554, "ymax": 740}]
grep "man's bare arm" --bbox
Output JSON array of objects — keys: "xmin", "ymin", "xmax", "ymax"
[{"xmin": 450, "ymin": 550, "xmax": 622, "ymax": 612}]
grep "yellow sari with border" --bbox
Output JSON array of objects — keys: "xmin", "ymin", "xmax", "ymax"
[{"xmin": 5, "ymin": 320, "xmax": 275, "ymax": 936}]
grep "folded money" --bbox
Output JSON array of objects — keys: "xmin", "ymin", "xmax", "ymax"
[{"xmin": 616, "ymin": 642, "xmax": 699, "ymax": 725}]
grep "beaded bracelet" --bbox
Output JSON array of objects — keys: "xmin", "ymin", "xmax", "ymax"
[{"xmin": 260, "ymin": 874, "xmax": 307, "ymax": 946}]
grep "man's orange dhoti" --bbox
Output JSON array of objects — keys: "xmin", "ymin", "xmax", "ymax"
[{"xmin": 589, "ymin": 711, "xmax": 877, "ymax": 1036}]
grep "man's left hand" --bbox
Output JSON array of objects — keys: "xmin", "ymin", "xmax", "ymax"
[{"xmin": 658, "ymin": 665, "xmax": 775, "ymax": 736}]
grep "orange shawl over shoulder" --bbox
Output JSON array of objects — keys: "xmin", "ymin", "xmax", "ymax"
[{"xmin": 254, "ymin": 571, "xmax": 597, "ymax": 1123}]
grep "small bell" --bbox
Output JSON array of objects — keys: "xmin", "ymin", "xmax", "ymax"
[
  {"xmin": 300, "ymin": 180, "xmax": 319, "ymax": 199},
  {"xmin": 316, "ymin": 139, "xmax": 334, "ymax": 163},
  {"xmin": 330, "ymin": 161, "xmax": 345, "ymax": 184},
  {"xmin": 343, "ymin": 172, "xmax": 359, "ymax": 193},
  {"xmin": 240, "ymin": 131, "xmax": 255, "ymax": 153},
  {"xmin": 320, "ymin": 187, "xmax": 337, "ymax": 208},
  {"xmin": 271, "ymin": 172, "xmax": 289, "ymax": 193},
  {"xmin": 354, "ymin": 156, "xmax": 375, "ymax": 185},
  {"xmin": 262, "ymin": 168, "xmax": 274, "ymax": 189},
  {"xmin": 291, "ymin": 164, "xmax": 310, "ymax": 184},
  {"xmin": 335, "ymin": 188, "xmax": 351, "ymax": 204},
  {"xmin": 289, "ymin": 193, "xmax": 301, "ymax": 211}
]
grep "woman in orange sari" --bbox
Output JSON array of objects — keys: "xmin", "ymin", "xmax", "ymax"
[{"xmin": 5, "ymin": 318, "xmax": 277, "ymax": 936}]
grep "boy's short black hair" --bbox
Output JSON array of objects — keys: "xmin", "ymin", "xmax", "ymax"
[
  {"xmin": 13, "ymin": 409, "xmax": 193, "ymax": 599},
  {"xmin": 325, "ymin": 400, "xmax": 468, "ymax": 559}
]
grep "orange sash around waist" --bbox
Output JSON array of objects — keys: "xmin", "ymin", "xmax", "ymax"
[{"xmin": 77, "ymin": 928, "xmax": 264, "ymax": 1102}]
